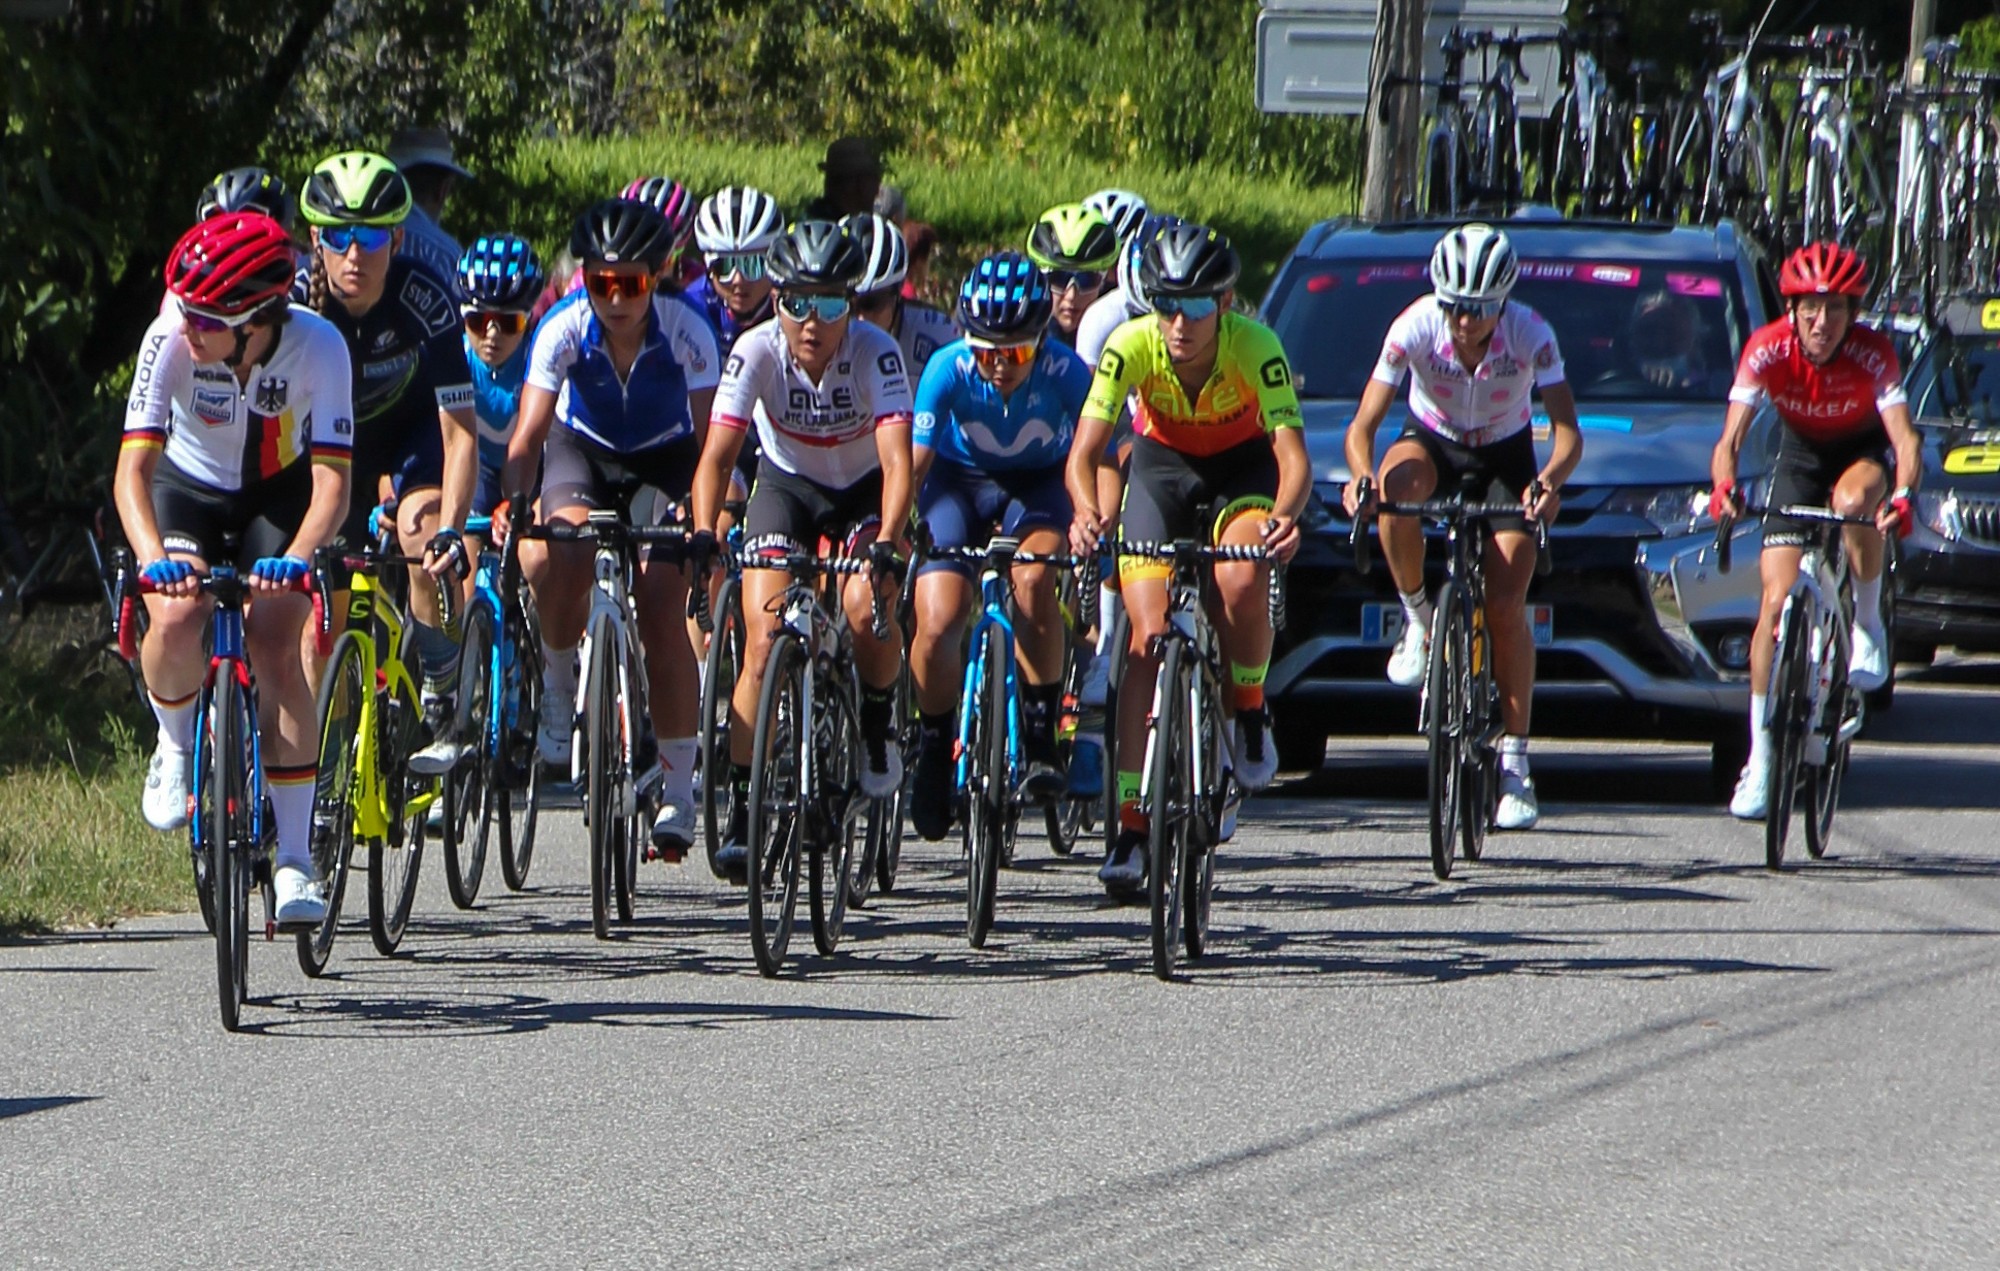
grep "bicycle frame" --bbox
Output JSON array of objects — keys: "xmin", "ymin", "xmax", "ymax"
[
  {"xmin": 188, "ymin": 571, "xmax": 269, "ymax": 907},
  {"xmin": 569, "ymin": 512, "xmax": 651, "ymax": 802},
  {"xmin": 953, "ymin": 540, "xmax": 1031, "ymax": 802},
  {"xmin": 338, "ymin": 564, "xmax": 433, "ymax": 845}
]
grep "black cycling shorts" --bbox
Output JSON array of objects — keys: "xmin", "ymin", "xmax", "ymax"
[
  {"xmin": 1764, "ymin": 425, "xmax": 1890, "ymax": 549},
  {"xmin": 342, "ymin": 393, "xmax": 447, "ymax": 545},
  {"xmin": 1395, "ymin": 423, "xmax": 1538, "ymax": 530},
  {"xmin": 743, "ymin": 466, "xmax": 884, "ymax": 552},
  {"xmin": 1117, "ymin": 434, "xmax": 1277, "ymax": 582},
  {"xmin": 542, "ymin": 425, "xmax": 699, "ymax": 519},
  {"xmin": 153, "ymin": 457, "xmax": 311, "ymax": 567}
]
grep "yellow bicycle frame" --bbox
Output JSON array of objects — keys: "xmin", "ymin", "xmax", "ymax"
[{"xmin": 338, "ymin": 565, "xmax": 437, "ymax": 846}]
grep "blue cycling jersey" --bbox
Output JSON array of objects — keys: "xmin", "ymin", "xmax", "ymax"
[
  {"xmin": 912, "ymin": 336, "xmax": 1091, "ymax": 471},
  {"xmin": 526, "ymin": 289, "xmax": 721, "ymax": 452},
  {"xmin": 464, "ymin": 330, "xmax": 530, "ymax": 476},
  {"xmin": 683, "ymin": 274, "xmax": 772, "ymax": 356}
]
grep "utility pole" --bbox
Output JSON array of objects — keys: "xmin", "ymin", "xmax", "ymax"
[
  {"xmin": 1362, "ymin": 0, "xmax": 1428, "ymax": 221},
  {"xmin": 1908, "ymin": 0, "xmax": 1937, "ymax": 85}
]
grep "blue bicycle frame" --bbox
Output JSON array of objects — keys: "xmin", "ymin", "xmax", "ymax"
[
  {"xmin": 464, "ymin": 515, "xmax": 522, "ymax": 762},
  {"xmin": 954, "ymin": 549, "xmax": 1025, "ymax": 797},
  {"xmin": 189, "ymin": 566, "xmax": 267, "ymax": 872}
]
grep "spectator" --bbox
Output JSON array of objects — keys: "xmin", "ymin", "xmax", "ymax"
[
  {"xmin": 902, "ymin": 220, "xmax": 939, "ymax": 303},
  {"xmin": 806, "ymin": 137, "xmax": 883, "ymax": 220},
  {"xmin": 875, "ymin": 184, "xmax": 909, "ymax": 228},
  {"xmin": 387, "ymin": 125, "xmax": 471, "ymax": 293}
]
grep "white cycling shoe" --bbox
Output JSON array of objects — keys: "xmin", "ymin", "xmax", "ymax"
[
  {"xmin": 142, "ymin": 743, "xmax": 191, "ymax": 832},
  {"xmin": 273, "ymin": 865, "xmax": 327, "ymax": 928},
  {"xmin": 1730, "ymin": 754, "xmax": 1770, "ymax": 820},
  {"xmin": 1848, "ymin": 621, "xmax": 1889, "ymax": 692},
  {"xmin": 1495, "ymin": 770, "xmax": 1539, "ymax": 831},
  {"xmin": 536, "ymin": 694, "xmax": 572, "ymax": 768},
  {"xmin": 1387, "ymin": 623, "xmax": 1430, "ymax": 688}
]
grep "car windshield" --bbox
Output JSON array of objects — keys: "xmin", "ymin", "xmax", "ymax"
[
  {"xmin": 1907, "ymin": 334, "xmax": 2000, "ymax": 424},
  {"xmin": 1267, "ymin": 258, "xmax": 1749, "ymax": 402}
]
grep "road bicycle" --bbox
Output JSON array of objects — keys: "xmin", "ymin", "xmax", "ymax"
[
  {"xmin": 737, "ymin": 535, "xmax": 895, "ymax": 976},
  {"xmin": 1773, "ymin": 26, "xmax": 1889, "ymax": 261},
  {"xmin": 117, "ymin": 555, "xmax": 327, "ymax": 1031},
  {"xmin": 1716, "ymin": 505, "xmax": 1872, "ymax": 869},
  {"xmin": 434, "ymin": 510, "xmax": 545, "ymax": 906},
  {"xmin": 1674, "ymin": 10, "xmax": 1786, "ymax": 241},
  {"xmin": 1398, "ymin": 26, "xmax": 1538, "ymax": 216},
  {"xmin": 925, "ymin": 536, "xmax": 1093, "ymax": 949},
  {"xmin": 1350, "ymin": 476, "xmax": 1549, "ymax": 881},
  {"xmin": 1112, "ymin": 536, "xmax": 1283, "ymax": 981},
  {"xmin": 697, "ymin": 511, "xmax": 746, "ymax": 880}
]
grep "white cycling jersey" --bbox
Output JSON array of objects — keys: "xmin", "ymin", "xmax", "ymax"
[
  {"xmin": 1371, "ymin": 296, "xmax": 1566, "ymax": 447},
  {"xmin": 123, "ymin": 308, "xmax": 355, "ymax": 490},
  {"xmin": 711, "ymin": 318, "xmax": 914, "ymax": 489},
  {"xmin": 872, "ymin": 299, "xmax": 960, "ymax": 380},
  {"xmin": 1075, "ymin": 288, "xmax": 1146, "ymax": 368}
]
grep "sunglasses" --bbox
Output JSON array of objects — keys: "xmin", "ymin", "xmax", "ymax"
[
  {"xmin": 318, "ymin": 225, "xmax": 394, "ymax": 255},
  {"xmin": 971, "ymin": 342, "xmax": 1038, "ymax": 369},
  {"xmin": 1152, "ymin": 295, "xmax": 1220, "ymax": 321},
  {"xmin": 707, "ymin": 253, "xmax": 768, "ymax": 283},
  {"xmin": 1046, "ymin": 269, "xmax": 1105, "ymax": 294},
  {"xmin": 177, "ymin": 298, "xmax": 258, "ymax": 333},
  {"xmin": 1440, "ymin": 297, "xmax": 1505, "ymax": 321},
  {"xmin": 778, "ymin": 293, "xmax": 852, "ymax": 323},
  {"xmin": 584, "ymin": 268, "xmax": 654, "ymax": 302},
  {"xmin": 463, "ymin": 308, "xmax": 530, "ymax": 337}
]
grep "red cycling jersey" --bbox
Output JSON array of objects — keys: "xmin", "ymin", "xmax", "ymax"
[{"xmin": 1728, "ymin": 318, "xmax": 1905, "ymax": 444}]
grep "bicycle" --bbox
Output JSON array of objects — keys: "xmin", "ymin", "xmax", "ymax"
[
  {"xmin": 925, "ymin": 535, "xmax": 1094, "ymax": 949},
  {"xmin": 1773, "ymin": 26, "xmax": 1889, "ymax": 261},
  {"xmin": 1111, "ymin": 536, "xmax": 1283, "ymax": 981},
  {"xmin": 1715, "ymin": 505, "xmax": 1871, "ymax": 869},
  {"xmin": 736, "ymin": 535, "xmax": 894, "ymax": 976},
  {"xmin": 116, "ymin": 556, "xmax": 327, "ymax": 1031},
  {"xmin": 306, "ymin": 532, "xmax": 452, "ymax": 964},
  {"xmin": 698, "ymin": 510, "xmax": 746, "ymax": 879},
  {"xmin": 1674, "ymin": 10, "xmax": 1786, "ymax": 241},
  {"xmin": 1350, "ymin": 476, "xmax": 1550, "ymax": 882},
  {"xmin": 435, "ymin": 511, "xmax": 545, "ymax": 907},
  {"xmin": 522, "ymin": 496, "xmax": 701, "ymax": 942}
]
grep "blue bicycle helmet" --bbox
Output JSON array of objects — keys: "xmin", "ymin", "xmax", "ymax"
[
  {"xmin": 957, "ymin": 251, "xmax": 1052, "ymax": 343},
  {"xmin": 457, "ymin": 234, "xmax": 545, "ymax": 311}
]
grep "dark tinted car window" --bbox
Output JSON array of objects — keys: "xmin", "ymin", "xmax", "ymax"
[
  {"xmin": 1907, "ymin": 334, "xmax": 2000, "ymax": 423},
  {"xmin": 1268, "ymin": 259, "xmax": 1748, "ymax": 402}
]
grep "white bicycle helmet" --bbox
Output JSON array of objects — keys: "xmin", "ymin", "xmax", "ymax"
[
  {"xmin": 1429, "ymin": 222, "xmax": 1519, "ymax": 306},
  {"xmin": 694, "ymin": 185, "xmax": 783, "ymax": 256},
  {"xmin": 841, "ymin": 212, "xmax": 908, "ymax": 294},
  {"xmin": 1083, "ymin": 188, "xmax": 1149, "ymax": 244}
]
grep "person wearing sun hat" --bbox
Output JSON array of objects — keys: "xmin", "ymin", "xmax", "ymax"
[{"xmin": 387, "ymin": 124, "xmax": 472, "ymax": 295}]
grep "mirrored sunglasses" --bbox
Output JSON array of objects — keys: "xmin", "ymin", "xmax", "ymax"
[
  {"xmin": 1439, "ymin": 296, "xmax": 1505, "ymax": 321},
  {"xmin": 584, "ymin": 269, "xmax": 654, "ymax": 302},
  {"xmin": 970, "ymin": 342, "xmax": 1038, "ymax": 368},
  {"xmin": 177, "ymin": 298, "xmax": 259, "ymax": 333},
  {"xmin": 778, "ymin": 293, "xmax": 852, "ymax": 323},
  {"xmin": 1046, "ymin": 269, "xmax": 1105, "ymax": 294},
  {"xmin": 463, "ymin": 308, "xmax": 530, "ymax": 337},
  {"xmin": 708, "ymin": 253, "xmax": 768, "ymax": 282},
  {"xmin": 319, "ymin": 224, "xmax": 394, "ymax": 255},
  {"xmin": 1152, "ymin": 294, "xmax": 1220, "ymax": 321}
]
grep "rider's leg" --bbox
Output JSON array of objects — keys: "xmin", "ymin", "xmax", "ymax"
[
  {"xmin": 395, "ymin": 485, "xmax": 457, "ymax": 704},
  {"xmin": 246, "ymin": 592, "xmax": 317, "ymax": 872},
  {"xmin": 1833, "ymin": 456, "xmax": 1892, "ymax": 688},
  {"xmin": 1379, "ymin": 439, "xmax": 1440, "ymax": 684},
  {"xmin": 1486, "ymin": 527, "xmax": 1542, "ymax": 828},
  {"xmin": 635, "ymin": 553, "xmax": 698, "ymax": 811},
  {"xmin": 521, "ymin": 502, "xmax": 593, "ymax": 764}
]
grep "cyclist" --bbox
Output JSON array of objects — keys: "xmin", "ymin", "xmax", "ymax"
[
  {"xmin": 1709, "ymin": 241, "xmax": 1920, "ymax": 820},
  {"xmin": 1066, "ymin": 224, "xmax": 1309, "ymax": 895},
  {"xmin": 1025, "ymin": 203, "xmax": 1121, "ymax": 349},
  {"xmin": 843, "ymin": 212, "xmax": 960, "ymax": 379},
  {"xmin": 686, "ymin": 186, "xmax": 784, "ymax": 352},
  {"xmin": 455, "ymin": 234, "xmax": 545, "ymax": 530},
  {"xmin": 1081, "ymin": 188, "xmax": 1149, "ymax": 251},
  {"xmin": 621, "ymin": 176, "xmax": 702, "ymax": 289},
  {"xmin": 298, "ymin": 151, "xmax": 478, "ymax": 740},
  {"xmin": 500, "ymin": 198, "xmax": 721, "ymax": 857},
  {"xmin": 1076, "ymin": 212, "xmax": 1178, "ymax": 367},
  {"xmin": 153, "ymin": 168, "xmax": 302, "ymax": 322},
  {"xmin": 907, "ymin": 253, "xmax": 1092, "ymax": 842},
  {"xmin": 116, "ymin": 212, "xmax": 353, "ymax": 926},
  {"xmin": 1339, "ymin": 223, "xmax": 1582, "ymax": 832},
  {"xmin": 690, "ymin": 220, "xmax": 915, "ymax": 881}
]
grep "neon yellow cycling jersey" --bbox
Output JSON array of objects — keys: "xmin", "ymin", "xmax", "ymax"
[{"xmin": 1081, "ymin": 311, "xmax": 1302, "ymax": 457}]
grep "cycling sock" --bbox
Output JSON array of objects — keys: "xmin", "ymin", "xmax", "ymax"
[
  {"xmin": 1118, "ymin": 769, "xmax": 1145, "ymax": 832},
  {"xmin": 414, "ymin": 620, "xmax": 458, "ymax": 695},
  {"xmin": 1500, "ymin": 734, "xmax": 1530, "ymax": 779},
  {"xmin": 919, "ymin": 709, "xmax": 952, "ymax": 747},
  {"xmin": 860, "ymin": 684, "xmax": 894, "ymax": 748},
  {"xmin": 1748, "ymin": 695, "xmax": 1771, "ymax": 768},
  {"xmin": 1095, "ymin": 588, "xmax": 1124, "ymax": 658},
  {"xmin": 1231, "ymin": 661, "xmax": 1268, "ymax": 714},
  {"xmin": 660, "ymin": 737, "xmax": 698, "ymax": 805},
  {"xmin": 542, "ymin": 639, "xmax": 578, "ymax": 706},
  {"xmin": 1853, "ymin": 572, "xmax": 1884, "ymax": 633},
  {"xmin": 150, "ymin": 689, "xmax": 197, "ymax": 754},
  {"xmin": 268, "ymin": 764, "xmax": 316, "ymax": 873},
  {"xmin": 1400, "ymin": 588, "xmax": 1434, "ymax": 630},
  {"xmin": 1023, "ymin": 681, "xmax": 1062, "ymax": 752}
]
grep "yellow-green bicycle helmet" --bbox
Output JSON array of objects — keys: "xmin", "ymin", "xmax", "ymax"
[
  {"xmin": 300, "ymin": 151, "xmax": 412, "ymax": 227},
  {"xmin": 1026, "ymin": 203, "xmax": 1120, "ymax": 273}
]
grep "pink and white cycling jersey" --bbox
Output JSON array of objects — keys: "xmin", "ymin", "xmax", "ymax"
[
  {"xmin": 1370, "ymin": 297, "xmax": 1567, "ymax": 447},
  {"xmin": 711, "ymin": 318, "xmax": 914, "ymax": 489}
]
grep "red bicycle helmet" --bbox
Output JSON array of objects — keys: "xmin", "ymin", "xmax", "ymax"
[
  {"xmin": 1779, "ymin": 241, "xmax": 1868, "ymax": 297},
  {"xmin": 164, "ymin": 213, "xmax": 297, "ymax": 315}
]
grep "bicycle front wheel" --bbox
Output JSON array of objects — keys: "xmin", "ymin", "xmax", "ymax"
[
  {"xmin": 1804, "ymin": 657, "xmax": 1852, "ymax": 860},
  {"xmin": 810, "ymin": 669, "xmax": 863, "ymax": 955},
  {"xmin": 204, "ymin": 672, "xmax": 252, "ymax": 1031},
  {"xmin": 583, "ymin": 624, "xmax": 625, "ymax": 940},
  {"xmin": 854, "ymin": 655, "xmax": 910, "ymax": 906},
  {"xmin": 442, "ymin": 602, "xmax": 493, "ymax": 909},
  {"xmin": 496, "ymin": 586, "xmax": 543, "ymax": 891},
  {"xmin": 1183, "ymin": 665, "xmax": 1222, "ymax": 963},
  {"xmin": 1147, "ymin": 640, "xmax": 1190, "ymax": 980},
  {"xmin": 298, "ymin": 631, "xmax": 364, "ymax": 978},
  {"xmin": 1426, "ymin": 583, "xmax": 1468, "ymax": 881},
  {"xmin": 1764, "ymin": 602, "xmax": 1812, "ymax": 870},
  {"xmin": 747, "ymin": 632, "xmax": 806, "ymax": 976},
  {"xmin": 700, "ymin": 574, "xmax": 743, "ymax": 871},
  {"xmin": 965, "ymin": 626, "xmax": 1007, "ymax": 949}
]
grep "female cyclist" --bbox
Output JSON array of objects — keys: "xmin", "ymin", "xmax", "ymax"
[{"xmin": 1025, "ymin": 203, "xmax": 1120, "ymax": 349}]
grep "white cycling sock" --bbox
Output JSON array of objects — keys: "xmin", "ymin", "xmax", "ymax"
[
  {"xmin": 1095, "ymin": 588, "xmax": 1124, "ymax": 657},
  {"xmin": 1852, "ymin": 572, "xmax": 1884, "ymax": 635},
  {"xmin": 662, "ymin": 737, "xmax": 698, "ymax": 805},
  {"xmin": 542, "ymin": 639, "xmax": 578, "ymax": 708},
  {"xmin": 269, "ymin": 772, "xmax": 316, "ymax": 874},
  {"xmin": 150, "ymin": 690, "xmax": 197, "ymax": 754},
  {"xmin": 1400, "ymin": 588, "xmax": 1434, "ymax": 631},
  {"xmin": 1748, "ymin": 694, "xmax": 1771, "ymax": 768},
  {"xmin": 1500, "ymin": 734, "xmax": 1530, "ymax": 779}
]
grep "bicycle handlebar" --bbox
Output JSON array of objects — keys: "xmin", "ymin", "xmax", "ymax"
[
  {"xmin": 1347, "ymin": 477, "xmax": 1554, "ymax": 579},
  {"xmin": 1713, "ymin": 504, "xmax": 1883, "ymax": 575},
  {"xmin": 737, "ymin": 535, "xmax": 896, "ymax": 641},
  {"xmin": 120, "ymin": 566, "xmax": 328, "ymax": 661},
  {"xmin": 1109, "ymin": 538, "xmax": 1288, "ymax": 632}
]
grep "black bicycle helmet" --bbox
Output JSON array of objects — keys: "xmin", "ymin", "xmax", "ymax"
[
  {"xmin": 569, "ymin": 197, "xmax": 675, "ymax": 269},
  {"xmin": 957, "ymin": 252, "xmax": 1053, "ymax": 343},
  {"xmin": 196, "ymin": 166, "xmax": 297, "ymax": 232},
  {"xmin": 1138, "ymin": 223, "xmax": 1240, "ymax": 298},
  {"xmin": 765, "ymin": 219, "xmax": 866, "ymax": 290}
]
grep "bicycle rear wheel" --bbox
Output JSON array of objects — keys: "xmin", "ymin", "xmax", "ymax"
[
  {"xmin": 204, "ymin": 673, "xmax": 252, "ymax": 1031},
  {"xmin": 1426, "ymin": 584, "xmax": 1468, "ymax": 881},
  {"xmin": 496, "ymin": 587, "xmax": 543, "ymax": 891},
  {"xmin": 700, "ymin": 574, "xmax": 743, "ymax": 870},
  {"xmin": 965, "ymin": 627, "xmax": 1007, "ymax": 949},
  {"xmin": 1804, "ymin": 662, "xmax": 1852, "ymax": 860},
  {"xmin": 1100, "ymin": 606, "xmax": 1128, "ymax": 862},
  {"xmin": 810, "ymin": 670, "xmax": 863, "ymax": 955},
  {"xmin": 747, "ymin": 632, "xmax": 806, "ymax": 976},
  {"xmin": 298, "ymin": 632, "xmax": 364, "ymax": 978},
  {"xmin": 442, "ymin": 603, "xmax": 493, "ymax": 909},
  {"xmin": 1461, "ymin": 607, "xmax": 1496, "ymax": 865},
  {"xmin": 1045, "ymin": 631, "xmax": 1086, "ymax": 856},
  {"xmin": 1147, "ymin": 640, "xmax": 1190, "ymax": 980},
  {"xmin": 855, "ymin": 656, "xmax": 910, "ymax": 904},
  {"xmin": 1764, "ymin": 602, "xmax": 1811, "ymax": 870},
  {"xmin": 367, "ymin": 666, "xmax": 427, "ymax": 956}
]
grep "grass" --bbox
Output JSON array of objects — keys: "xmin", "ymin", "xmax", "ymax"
[
  {"xmin": 463, "ymin": 133, "xmax": 1358, "ymax": 299},
  {"xmin": 0, "ymin": 607, "xmax": 187, "ymax": 935}
]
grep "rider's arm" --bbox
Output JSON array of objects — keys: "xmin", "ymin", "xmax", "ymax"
[
  {"xmin": 909, "ymin": 343, "xmax": 959, "ymax": 494},
  {"xmin": 692, "ymin": 335, "xmax": 763, "ymax": 535},
  {"xmin": 1532, "ymin": 381, "xmax": 1584, "ymax": 522},
  {"xmin": 1266, "ymin": 426, "xmax": 1312, "ymax": 561},
  {"xmin": 1881, "ymin": 401, "xmax": 1921, "ymax": 495},
  {"xmin": 437, "ymin": 404, "xmax": 477, "ymax": 535},
  {"xmin": 1710, "ymin": 400, "xmax": 1759, "ymax": 517},
  {"xmin": 286, "ymin": 325, "xmax": 356, "ymax": 561},
  {"xmin": 875, "ymin": 418, "xmax": 915, "ymax": 548},
  {"xmin": 504, "ymin": 383, "xmax": 557, "ymax": 501},
  {"xmin": 1069, "ymin": 330, "xmax": 1139, "ymax": 540},
  {"xmin": 1342, "ymin": 379, "xmax": 1398, "ymax": 511},
  {"xmin": 115, "ymin": 320, "xmax": 179, "ymax": 567}
]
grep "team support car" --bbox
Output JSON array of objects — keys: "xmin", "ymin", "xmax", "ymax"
[{"xmin": 1259, "ymin": 212, "xmax": 1793, "ymax": 790}]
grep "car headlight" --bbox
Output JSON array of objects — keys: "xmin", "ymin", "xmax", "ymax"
[
  {"xmin": 1603, "ymin": 485, "xmax": 1716, "ymax": 535},
  {"xmin": 1918, "ymin": 489, "xmax": 1962, "ymax": 541}
]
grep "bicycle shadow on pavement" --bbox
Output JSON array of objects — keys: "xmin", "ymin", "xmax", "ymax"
[{"xmin": 243, "ymin": 988, "xmax": 944, "ymax": 1039}]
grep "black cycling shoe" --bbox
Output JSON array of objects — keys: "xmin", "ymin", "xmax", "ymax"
[
  {"xmin": 709, "ymin": 792, "xmax": 749, "ymax": 885},
  {"xmin": 910, "ymin": 733, "xmax": 953, "ymax": 842},
  {"xmin": 1097, "ymin": 828, "xmax": 1148, "ymax": 900},
  {"xmin": 1020, "ymin": 747, "xmax": 1066, "ymax": 802}
]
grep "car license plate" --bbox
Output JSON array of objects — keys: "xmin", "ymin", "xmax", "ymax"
[{"xmin": 1361, "ymin": 602, "xmax": 1554, "ymax": 647}]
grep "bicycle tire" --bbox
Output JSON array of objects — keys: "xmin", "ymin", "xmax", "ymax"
[
  {"xmin": 1183, "ymin": 666, "xmax": 1221, "ymax": 962},
  {"xmin": 495, "ymin": 587, "xmax": 543, "ymax": 892},
  {"xmin": 1426, "ymin": 583, "xmax": 1468, "ymax": 881},
  {"xmin": 1045, "ymin": 625, "xmax": 1086, "ymax": 856},
  {"xmin": 442, "ymin": 603, "xmax": 493, "ymax": 909},
  {"xmin": 1461, "ymin": 601, "xmax": 1496, "ymax": 864},
  {"xmin": 584, "ymin": 622, "xmax": 621, "ymax": 940},
  {"xmin": 1422, "ymin": 125, "xmax": 1460, "ymax": 217},
  {"xmin": 964, "ymin": 625, "xmax": 1005, "ymax": 949},
  {"xmin": 1665, "ymin": 94, "xmax": 1714, "ymax": 223},
  {"xmin": 206, "ymin": 672, "xmax": 250, "ymax": 1031},
  {"xmin": 1101, "ymin": 606, "xmax": 1128, "ymax": 863},
  {"xmin": 1804, "ymin": 642, "xmax": 1852, "ymax": 859},
  {"xmin": 1764, "ymin": 600, "xmax": 1811, "ymax": 870},
  {"xmin": 700, "ymin": 574, "xmax": 742, "ymax": 870},
  {"xmin": 297, "ymin": 631, "xmax": 364, "ymax": 978},
  {"xmin": 746, "ymin": 631, "xmax": 806, "ymax": 976},
  {"xmin": 810, "ymin": 669, "xmax": 864, "ymax": 955},
  {"xmin": 1472, "ymin": 85, "xmax": 1520, "ymax": 205},
  {"xmin": 613, "ymin": 651, "xmax": 641, "ymax": 926},
  {"xmin": 1147, "ymin": 639, "xmax": 1190, "ymax": 980},
  {"xmin": 858, "ymin": 657, "xmax": 911, "ymax": 903},
  {"xmin": 367, "ymin": 664, "xmax": 427, "ymax": 956}
]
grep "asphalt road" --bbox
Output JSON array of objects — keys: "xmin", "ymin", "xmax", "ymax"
[{"xmin": 7, "ymin": 660, "xmax": 2000, "ymax": 1268}]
